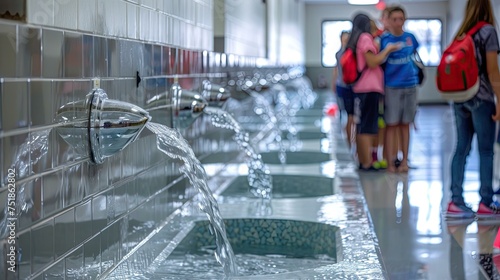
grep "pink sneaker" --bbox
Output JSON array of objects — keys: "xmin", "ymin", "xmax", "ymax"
[
  {"xmin": 476, "ymin": 202, "xmax": 500, "ymax": 219},
  {"xmin": 445, "ymin": 202, "xmax": 475, "ymax": 219}
]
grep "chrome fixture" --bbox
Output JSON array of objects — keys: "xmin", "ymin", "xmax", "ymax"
[
  {"xmin": 55, "ymin": 88, "xmax": 151, "ymax": 164},
  {"xmin": 145, "ymin": 77, "xmax": 208, "ymax": 129},
  {"xmin": 202, "ymin": 80, "xmax": 231, "ymax": 107}
]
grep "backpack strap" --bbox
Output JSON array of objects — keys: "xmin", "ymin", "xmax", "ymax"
[{"xmin": 466, "ymin": 21, "xmax": 489, "ymax": 36}]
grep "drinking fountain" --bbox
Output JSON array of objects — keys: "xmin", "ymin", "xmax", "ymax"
[
  {"xmin": 55, "ymin": 88, "xmax": 151, "ymax": 164},
  {"xmin": 201, "ymin": 80, "xmax": 231, "ymax": 107},
  {"xmin": 145, "ymin": 77, "xmax": 209, "ymax": 128}
]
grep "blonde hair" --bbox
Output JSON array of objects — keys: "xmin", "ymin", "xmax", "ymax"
[{"xmin": 455, "ymin": 0, "xmax": 496, "ymax": 39}]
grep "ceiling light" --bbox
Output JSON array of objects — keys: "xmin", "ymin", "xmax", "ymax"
[{"xmin": 348, "ymin": 0, "xmax": 379, "ymax": 5}]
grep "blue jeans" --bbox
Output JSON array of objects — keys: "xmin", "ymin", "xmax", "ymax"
[{"xmin": 451, "ymin": 96, "xmax": 497, "ymax": 205}]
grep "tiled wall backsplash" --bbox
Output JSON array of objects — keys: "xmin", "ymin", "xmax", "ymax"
[
  {"xmin": 25, "ymin": 0, "xmax": 213, "ymax": 50},
  {"xmin": 0, "ymin": 15, "xmax": 268, "ymax": 279}
]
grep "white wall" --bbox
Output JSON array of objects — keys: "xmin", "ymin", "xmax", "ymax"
[
  {"xmin": 304, "ymin": 1, "xmax": 448, "ymax": 103},
  {"xmin": 224, "ymin": 0, "xmax": 266, "ymax": 57},
  {"xmin": 268, "ymin": 0, "xmax": 306, "ymax": 65}
]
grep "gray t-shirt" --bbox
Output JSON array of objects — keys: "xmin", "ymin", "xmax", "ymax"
[
  {"xmin": 473, "ymin": 24, "xmax": 500, "ymax": 102},
  {"xmin": 335, "ymin": 48, "xmax": 347, "ymax": 87}
]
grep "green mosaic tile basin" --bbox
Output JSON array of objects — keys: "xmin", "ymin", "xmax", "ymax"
[
  {"xmin": 260, "ymin": 151, "xmax": 331, "ymax": 164},
  {"xmin": 152, "ymin": 219, "xmax": 341, "ymax": 278},
  {"xmin": 221, "ymin": 175, "xmax": 334, "ymax": 198}
]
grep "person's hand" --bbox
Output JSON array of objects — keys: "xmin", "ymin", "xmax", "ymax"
[
  {"xmin": 492, "ymin": 102, "xmax": 500, "ymax": 121},
  {"xmin": 385, "ymin": 42, "xmax": 402, "ymax": 53}
]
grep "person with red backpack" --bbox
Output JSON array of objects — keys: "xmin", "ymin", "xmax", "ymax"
[
  {"xmin": 333, "ymin": 30, "xmax": 355, "ymax": 149},
  {"xmin": 345, "ymin": 13, "xmax": 399, "ymax": 171},
  {"xmin": 444, "ymin": 0, "xmax": 500, "ymax": 220}
]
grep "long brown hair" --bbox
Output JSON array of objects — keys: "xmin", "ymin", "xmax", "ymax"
[{"xmin": 455, "ymin": 0, "xmax": 496, "ymax": 39}]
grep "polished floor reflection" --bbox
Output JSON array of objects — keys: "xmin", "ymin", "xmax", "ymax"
[{"xmin": 356, "ymin": 105, "xmax": 500, "ymax": 280}]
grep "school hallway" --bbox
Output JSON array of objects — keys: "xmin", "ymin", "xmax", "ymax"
[{"xmin": 352, "ymin": 101, "xmax": 500, "ymax": 279}]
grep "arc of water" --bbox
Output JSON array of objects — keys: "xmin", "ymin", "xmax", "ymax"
[
  {"xmin": 0, "ymin": 129, "xmax": 51, "ymax": 239},
  {"xmin": 145, "ymin": 122, "xmax": 238, "ymax": 276},
  {"xmin": 204, "ymin": 107, "xmax": 273, "ymax": 199},
  {"xmin": 244, "ymin": 89, "xmax": 287, "ymax": 164}
]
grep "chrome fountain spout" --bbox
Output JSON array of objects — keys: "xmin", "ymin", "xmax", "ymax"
[
  {"xmin": 202, "ymin": 80, "xmax": 231, "ymax": 107},
  {"xmin": 145, "ymin": 77, "xmax": 208, "ymax": 129},
  {"xmin": 55, "ymin": 88, "xmax": 151, "ymax": 164}
]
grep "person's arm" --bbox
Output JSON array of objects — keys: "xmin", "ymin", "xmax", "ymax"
[
  {"xmin": 486, "ymin": 51, "xmax": 500, "ymax": 120},
  {"xmin": 364, "ymin": 44, "xmax": 399, "ymax": 68}
]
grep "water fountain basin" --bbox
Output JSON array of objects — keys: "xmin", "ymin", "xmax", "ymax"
[
  {"xmin": 220, "ymin": 175, "xmax": 334, "ymax": 198},
  {"xmin": 260, "ymin": 151, "xmax": 332, "ymax": 165},
  {"xmin": 147, "ymin": 218, "xmax": 341, "ymax": 278}
]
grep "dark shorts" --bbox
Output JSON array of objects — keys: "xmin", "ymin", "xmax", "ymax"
[
  {"xmin": 336, "ymin": 85, "xmax": 355, "ymax": 115},
  {"xmin": 355, "ymin": 92, "xmax": 380, "ymax": 135}
]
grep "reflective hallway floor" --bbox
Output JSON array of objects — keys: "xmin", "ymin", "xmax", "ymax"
[{"xmin": 355, "ymin": 104, "xmax": 500, "ymax": 280}]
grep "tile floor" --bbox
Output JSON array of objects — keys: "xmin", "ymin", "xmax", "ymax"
[{"xmin": 353, "ymin": 104, "xmax": 500, "ymax": 280}]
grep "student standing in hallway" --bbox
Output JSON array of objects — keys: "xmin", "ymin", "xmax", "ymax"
[
  {"xmin": 347, "ymin": 13, "xmax": 399, "ymax": 170},
  {"xmin": 333, "ymin": 31, "xmax": 355, "ymax": 149},
  {"xmin": 379, "ymin": 6, "xmax": 420, "ymax": 173},
  {"xmin": 445, "ymin": 0, "xmax": 500, "ymax": 219}
]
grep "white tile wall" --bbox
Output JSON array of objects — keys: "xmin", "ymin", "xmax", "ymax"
[
  {"xmin": 26, "ymin": 0, "xmax": 214, "ymax": 50},
  {"xmin": 27, "ymin": 0, "xmax": 55, "ymax": 26},
  {"xmin": 54, "ymin": 0, "xmax": 78, "ymax": 30},
  {"xmin": 127, "ymin": 2, "xmax": 138, "ymax": 39},
  {"xmin": 77, "ymin": 0, "xmax": 96, "ymax": 32}
]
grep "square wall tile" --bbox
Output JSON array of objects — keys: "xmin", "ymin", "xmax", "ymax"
[
  {"xmin": 138, "ymin": 7, "xmax": 150, "ymax": 41},
  {"xmin": 93, "ymin": 36, "xmax": 108, "ymax": 77},
  {"xmin": 95, "ymin": 0, "xmax": 106, "ymax": 35},
  {"xmin": 78, "ymin": 0, "xmax": 97, "ymax": 32},
  {"xmin": 1, "ymin": 81, "xmax": 29, "ymax": 130},
  {"xmin": 64, "ymin": 32, "xmax": 83, "ymax": 78},
  {"xmin": 17, "ymin": 179, "xmax": 42, "ymax": 231},
  {"xmin": 42, "ymin": 169, "xmax": 64, "ymax": 217},
  {"xmin": 127, "ymin": 3, "xmax": 138, "ymax": 40},
  {"xmin": 65, "ymin": 164, "xmax": 85, "ymax": 207},
  {"xmin": 114, "ymin": 182, "xmax": 128, "ymax": 217},
  {"xmin": 65, "ymin": 246, "xmax": 83, "ymax": 279},
  {"xmin": 107, "ymin": 39, "xmax": 121, "ymax": 77},
  {"xmin": 126, "ymin": 180, "xmax": 138, "ymax": 210},
  {"xmin": 31, "ymin": 219, "xmax": 54, "ymax": 274},
  {"xmin": 54, "ymin": 209, "xmax": 75, "ymax": 258},
  {"xmin": 105, "ymin": 188, "xmax": 116, "ymax": 222},
  {"xmin": 30, "ymin": 80, "xmax": 53, "ymax": 128},
  {"xmin": 82, "ymin": 35, "xmax": 94, "ymax": 78},
  {"xmin": 101, "ymin": 221, "xmax": 121, "ymax": 273},
  {"xmin": 2, "ymin": 133, "xmax": 30, "ymax": 181},
  {"xmin": 18, "ymin": 230, "xmax": 32, "ymax": 279},
  {"xmin": 54, "ymin": 0, "xmax": 77, "ymax": 30},
  {"xmin": 17, "ymin": 27, "xmax": 41, "ymax": 77},
  {"xmin": 40, "ymin": 258, "xmax": 64, "ymax": 279},
  {"xmin": 92, "ymin": 193, "xmax": 107, "ymax": 235},
  {"xmin": 75, "ymin": 200, "xmax": 93, "ymax": 245},
  {"xmin": 27, "ymin": 0, "xmax": 54, "ymax": 26},
  {"xmin": 83, "ymin": 235, "xmax": 101, "ymax": 278},
  {"xmin": 42, "ymin": 29, "xmax": 64, "ymax": 78}
]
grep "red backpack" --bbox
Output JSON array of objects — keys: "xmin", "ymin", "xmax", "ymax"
[
  {"xmin": 436, "ymin": 21, "xmax": 489, "ymax": 102},
  {"xmin": 340, "ymin": 47, "xmax": 362, "ymax": 85}
]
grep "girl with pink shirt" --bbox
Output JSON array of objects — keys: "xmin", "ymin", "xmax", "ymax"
[{"xmin": 346, "ymin": 13, "xmax": 399, "ymax": 170}]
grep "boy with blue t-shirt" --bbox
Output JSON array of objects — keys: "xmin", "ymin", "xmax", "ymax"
[{"xmin": 379, "ymin": 5, "xmax": 420, "ymax": 173}]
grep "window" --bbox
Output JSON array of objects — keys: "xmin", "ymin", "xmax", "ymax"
[
  {"xmin": 321, "ymin": 18, "xmax": 443, "ymax": 67},
  {"xmin": 321, "ymin": 20, "xmax": 352, "ymax": 67},
  {"xmin": 404, "ymin": 19, "xmax": 442, "ymax": 66}
]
